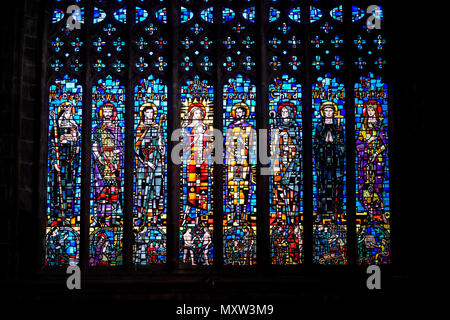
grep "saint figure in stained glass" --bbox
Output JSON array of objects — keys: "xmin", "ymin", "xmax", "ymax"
[
  {"xmin": 48, "ymin": 102, "xmax": 81, "ymax": 226},
  {"xmin": 313, "ymin": 101, "xmax": 345, "ymax": 223},
  {"xmin": 356, "ymin": 100, "xmax": 387, "ymax": 223},
  {"xmin": 181, "ymin": 102, "xmax": 212, "ymax": 226},
  {"xmin": 134, "ymin": 102, "xmax": 166, "ymax": 226},
  {"xmin": 224, "ymin": 103, "xmax": 257, "ymax": 224},
  {"xmin": 91, "ymin": 102, "xmax": 123, "ymax": 227},
  {"xmin": 271, "ymin": 101, "xmax": 302, "ymax": 223}
]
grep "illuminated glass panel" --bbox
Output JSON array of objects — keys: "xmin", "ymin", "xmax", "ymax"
[
  {"xmin": 93, "ymin": 7, "xmax": 106, "ymax": 24},
  {"xmin": 135, "ymin": 7, "xmax": 149, "ymax": 24},
  {"xmin": 155, "ymin": 8, "xmax": 168, "ymax": 24},
  {"xmin": 312, "ymin": 74, "xmax": 347, "ymax": 265},
  {"xmin": 181, "ymin": 7, "xmax": 194, "ymax": 24},
  {"xmin": 288, "ymin": 7, "xmax": 301, "ymax": 23},
  {"xmin": 269, "ymin": 75, "xmax": 303, "ymax": 264},
  {"xmin": 223, "ymin": 75, "xmax": 257, "ymax": 266},
  {"xmin": 355, "ymin": 73, "xmax": 390, "ymax": 265},
  {"xmin": 223, "ymin": 7, "xmax": 236, "ymax": 23},
  {"xmin": 179, "ymin": 76, "xmax": 215, "ymax": 266},
  {"xmin": 46, "ymin": 76, "xmax": 82, "ymax": 266},
  {"xmin": 89, "ymin": 76, "xmax": 125, "ymax": 266},
  {"xmin": 133, "ymin": 76, "xmax": 168, "ymax": 265},
  {"xmin": 113, "ymin": 7, "xmax": 127, "ymax": 24},
  {"xmin": 352, "ymin": 2, "xmax": 390, "ymax": 265}
]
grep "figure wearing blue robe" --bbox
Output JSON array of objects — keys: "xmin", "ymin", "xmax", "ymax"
[{"xmin": 272, "ymin": 102, "xmax": 302, "ymax": 221}]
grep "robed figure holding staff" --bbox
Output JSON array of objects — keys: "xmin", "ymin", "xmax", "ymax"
[
  {"xmin": 134, "ymin": 102, "xmax": 166, "ymax": 226},
  {"xmin": 48, "ymin": 102, "xmax": 81, "ymax": 226},
  {"xmin": 91, "ymin": 102, "xmax": 123, "ymax": 227},
  {"xmin": 271, "ymin": 101, "xmax": 302, "ymax": 224}
]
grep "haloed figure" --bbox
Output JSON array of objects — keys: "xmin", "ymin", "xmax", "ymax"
[
  {"xmin": 49, "ymin": 102, "xmax": 81, "ymax": 226},
  {"xmin": 356, "ymin": 100, "xmax": 387, "ymax": 223},
  {"xmin": 135, "ymin": 103, "xmax": 165, "ymax": 226},
  {"xmin": 225, "ymin": 103, "xmax": 256, "ymax": 224},
  {"xmin": 92, "ymin": 102, "xmax": 123, "ymax": 227},
  {"xmin": 272, "ymin": 101, "xmax": 302, "ymax": 223},
  {"xmin": 181, "ymin": 103, "xmax": 212, "ymax": 226},
  {"xmin": 313, "ymin": 101, "xmax": 345, "ymax": 223}
]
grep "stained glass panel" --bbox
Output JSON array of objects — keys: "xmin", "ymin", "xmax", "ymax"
[
  {"xmin": 46, "ymin": 76, "xmax": 83, "ymax": 266},
  {"xmin": 355, "ymin": 73, "xmax": 390, "ymax": 265},
  {"xmin": 352, "ymin": 1, "xmax": 390, "ymax": 265},
  {"xmin": 133, "ymin": 76, "xmax": 168, "ymax": 265},
  {"xmin": 43, "ymin": 0, "xmax": 393, "ymax": 269},
  {"xmin": 269, "ymin": 75, "xmax": 303, "ymax": 265},
  {"xmin": 312, "ymin": 74, "xmax": 347, "ymax": 265},
  {"xmin": 223, "ymin": 75, "xmax": 257, "ymax": 266},
  {"xmin": 179, "ymin": 76, "xmax": 215, "ymax": 266},
  {"xmin": 89, "ymin": 76, "xmax": 125, "ymax": 266}
]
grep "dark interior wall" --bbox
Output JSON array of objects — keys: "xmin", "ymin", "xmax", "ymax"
[
  {"xmin": 1, "ymin": 0, "xmax": 43, "ymax": 281},
  {"xmin": 0, "ymin": 0, "xmax": 428, "ymax": 312}
]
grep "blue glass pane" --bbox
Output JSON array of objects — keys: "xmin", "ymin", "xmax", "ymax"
[
  {"xmin": 222, "ymin": 7, "xmax": 235, "ymax": 22},
  {"xmin": 136, "ymin": 7, "xmax": 149, "ymax": 24},
  {"xmin": 288, "ymin": 7, "xmax": 301, "ymax": 23},
  {"xmin": 310, "ymin": 6, "xmax": 322, "ymax": 23},
  {"xmin": 330, "ymin": 5, "xmax": 343, "ymax": 22},
  {"xmin": 93, "ymin": 7, "xmax": 106, "ymax": 24},
  {"xmin": 113, "ymin": 7, "xmax": 127, "ymax": 23},
  {"xmin": 155, "ymin": 8, "xmax": 167, "ymax": 24},
  {"xmin": 352, "ymin": 6, "xmax": 365, "ymax": 22},
  {"xmin": 242, "ymin": 7, "xmax": 255, "ymax": 23},
  {"xmin": 180, "ymin": 7, "xmax": 194, "ymax": 23},
  {"xmin": 200, "ymin": 7, "xmax": 214, "ymax": 23},
  {"xmin": 52, "ymin": 9, "xmax": 64, "ymax": 23},
  {"xmin": 269, "ymin": 7, "xmax": 280, "ymax": 23}
]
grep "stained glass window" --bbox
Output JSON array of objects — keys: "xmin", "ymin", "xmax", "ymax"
[
  {"xmin": 87, "ymin": 0, "xmax": 129, "ymax": 267},
  {"xmin": 312, "ymin": 75, "xmax": 347, "ymax": 265},
  {"xmin": 46, "ymin": 76, "xmax": 83, "ymax": 266},
  {"xmin": 267, "ymin": 0, "xmax": 304, "ymax": 265},
  {"xmin": 46, "ymin": 0, "xmax": 85, "ymax": 267},
  {"xmin": 178, "ymin": 0, "xmax": 216, "ymax": 266},
  {"xmin": 354, "ymin": 74, "xmax": 390, "ymax": 264},
  {"xmin": 269, "ymin": 75, "xmax": 303, "ymax": 265},
  {"xmin": 44, "ymin": 1, "xmax": 392, "ymax": 269},
  {"xmin": 221, "ymin": 0, "xmax": 257, "ymax": 266},
  {"xmin": 179, "ymin": 76, "xmax": 215, "ymax": 265},
  {"xmin": 132, "ymin": 0, "xmax": 169, "ymax": 265},
  {"xmin": 133, "ymin": 76, "xmax": 168, "ymax": 265},
  {"xmin": 90, "ymin": 77, "xmax": 125, "ymax": 266},
  {"xmin": 223, "ymin": 75, "xmax": 257, "ymax": 265}
]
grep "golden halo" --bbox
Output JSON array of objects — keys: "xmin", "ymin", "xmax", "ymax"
[
  {"xmin": 231, "ymin": 102, "xmax": 250, "ymax": 120},
  {"xmin": 139, "ymin": 102, "xmax": 157, "ymax": 119},
  {"xmin": 319, "ymin": 101, "xmax": 338, "ymax": 117}
]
